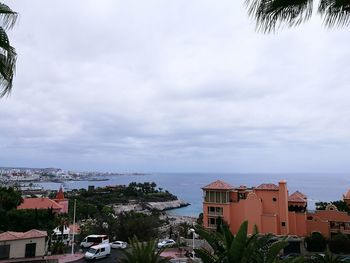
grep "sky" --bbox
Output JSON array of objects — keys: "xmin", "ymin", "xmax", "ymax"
[{"xmin": 1, "ymin": 1, "xmax": 350, "ymax": 173}]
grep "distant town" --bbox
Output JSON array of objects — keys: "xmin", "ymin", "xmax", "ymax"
[{"xmin": 0, "ymin": 167, "xmax": 147, "ymax": 183}]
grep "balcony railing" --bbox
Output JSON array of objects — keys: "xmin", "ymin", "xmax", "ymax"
[
  {"xmin": 330, "ymin": 226, "xmax": 350, "ymax": 233},
  {"xmin": 207, "ymin": 211, "xmax": 223, "ymax": 216}
]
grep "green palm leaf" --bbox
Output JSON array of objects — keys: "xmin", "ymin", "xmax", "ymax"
[
  {"xmin": 0, "ymin": 2, "xmax": 16, "ymax": 97},
  {"xmin": 319, "ymin": 0, "xmax": 350, "ymax": 27},
  {"xmin": 119, "ymin": 237, "xmax": 170, "ymax": 263},
  {"xmin": 229, "ymin": 220, "xmax": 248, "ymax": 262},
  {"xmin": 245, "ymin": 0, "xmax": 313, "ymax": 32}
]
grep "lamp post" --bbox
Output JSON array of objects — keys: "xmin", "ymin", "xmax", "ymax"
[
  {"xmin": 71, "ymin": 199, "xmax": 76, "ymax": 255},
  {"xmin": 189, "ymin": 228, "xmax": 196, "ymax": 260}
]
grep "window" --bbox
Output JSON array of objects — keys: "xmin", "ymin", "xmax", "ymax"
[
  {"xmin": 281, "ymin": 222, "xmax": 286, "ymax": 227},
  {"xmin": 208, "ymin": 217, "xmax": 217, "ymax": 227},
  {"xmin": 208, "ymin": 206, "xmax": 223, "ymax": 215},
  {"xmin": 101, "ymin": 248, "xmax": 105, "ymax": 252},
  {"xmin": 204, "ymin": 191, "xmax": 229, "ymax": 203},
  {"xmin": 272, "ymin": 197, "xmax": 277, "ymax": 202}
]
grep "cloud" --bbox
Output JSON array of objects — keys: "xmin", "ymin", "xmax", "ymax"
[{"xmin": 1, "ymin": 0, "xmax": 350, "ymax": 172}]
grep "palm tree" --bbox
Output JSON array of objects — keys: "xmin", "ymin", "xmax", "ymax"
[
  {"xmin": 194, "ymin": 221, "xmax": 304, "ymax": 263},
  {"xmin": 119, "ymin": 237, "xmax": 171, "ymax": 263},
  {"xmin": 0, "ymin": 2, "xmax": 17, "ymax": 97},
  {"xmin": 245, "ymin": 0, "xmax": 350, "ymax": 32}
]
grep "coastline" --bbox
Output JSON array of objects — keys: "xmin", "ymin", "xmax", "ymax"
[{"xmin": 113, "ymin": 199, "xmax": 190, "ymax": 214}]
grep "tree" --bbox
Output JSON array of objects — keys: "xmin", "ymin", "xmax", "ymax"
[
  {"xmin": 115, "ymin": 211, "xmax": 160, "ymax": 241},
  {"xmin": 246, "ymin": 0, "xmax": 350, "ymax": 33},
  {"xmin": 329, "ymin": 232, "xmax": 350, "ymax": 254},
  {"xmin": 0, "ymin": 3, "xmax": 17, "ymax": 97},
  {"xmin": 194, "ymin": 221, "xmax": 304, "ymax": 263},
  {"xmin": 305, "ymin": 232, "xmax": 327, "ymax": 252},
  {"xmin": 119, "ymin": 237, "xmax": 170, "ymax": 263},
  {"xmin": 0, "ymin": 186, "xmax": 23, "ymax": 211}
]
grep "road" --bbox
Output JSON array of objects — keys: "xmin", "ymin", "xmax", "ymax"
[{"xmin": 75, "ymin": 247, "xmax": 125, "ymax": 263}]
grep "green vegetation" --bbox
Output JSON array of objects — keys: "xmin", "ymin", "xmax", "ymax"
[
  {"xmin": 329, "ymin": 232, "xmax": 350, "ymax": 254},
  {"xmin": 194, "ymin": 221, "xmax": 303, "ymax": 263},
  {"xmin": 79, "ymin": 210, "xmax": 161, "ymax": 242},
  {"xmin": 66, "ymin": 182, "xmax": 177, "ymax": 220},
  {"xmin": 0, "ymin": 186, "xmax": 22, "ymax": 211},
  {"xmin": 305, "ymin": 232, "xmax": 327, "ymax": 252},
  {"xmin": 119, "ymin": 237, "xmax": 170, "ymax": 263},
  {"xmin": 0, "ymin": 187, "xmax": 58, "ymax": 234},
  {"xmin": 310, "ymin": 250, "xmax": 343, "ymax": 263},
  {"xmin": 0, "ymin": 3, "xmax": 17, "ymax": 97},
  {"xmin": 246, "ymin": 0, "xmax": 350, "ymax": 33},
  {"xmin": 316, "ymin": 200, "xmax": 350, "ymax": 213}
]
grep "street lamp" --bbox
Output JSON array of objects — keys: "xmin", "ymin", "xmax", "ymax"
[{"xmin": 189, "ymin": 228, "xmax": 196, "ymax": 260}]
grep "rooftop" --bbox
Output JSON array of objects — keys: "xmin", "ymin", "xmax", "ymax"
[
  {"xmin": 202, "ymin": 180, "xmax": 234, "ymax": 190},
  {"xmin": 288, "ymin": 191, "xmax": 307, "ymax": 203},
  {"xmin": 0, "ymin": 229, "xmax": 47, "ymax": 242},
  {"xmin": 17, "ymin": 197, "xmax": 63, "ymax": 210},
  {"xmin": 255, "ymin": 183, "xmax": 279, "ymax": 191}
]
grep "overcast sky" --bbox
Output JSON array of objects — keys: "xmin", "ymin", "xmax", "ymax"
[{"xmin": 1, "ymin": 1, "xmax": 350, "ymax": 173}]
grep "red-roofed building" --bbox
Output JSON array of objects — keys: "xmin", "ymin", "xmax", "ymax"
[
  {"xmin": 0, "ymin": 229, "xmax": 47, "ymax": 259},
  {"xmin": 17, "ymin": 187, "xmax": 68, "ymax": 214},
  {"xmin": 202, "ymin": 180, "xmax": 234, "ymax": 190},
  {"xmin": 203, "ymin": 180, "xmax": 350, "ymax": 239}
]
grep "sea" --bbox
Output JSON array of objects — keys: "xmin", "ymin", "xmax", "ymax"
[{"xmin": 36, "ymin": 173, "xmax": 350, "ymax": 217}]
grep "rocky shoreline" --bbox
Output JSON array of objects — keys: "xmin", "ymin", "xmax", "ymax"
[{"xmin": 112, "ymin": 199, "xmax": 190, "ymax": 214}]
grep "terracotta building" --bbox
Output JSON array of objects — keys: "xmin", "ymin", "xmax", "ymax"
[
  {"xmin": 17, "ymin": 186, "xmax": 69, "ymax": 214},
  {"xmin": 202, "ymin": 180, "xmax": 350, "ymax": 238}
]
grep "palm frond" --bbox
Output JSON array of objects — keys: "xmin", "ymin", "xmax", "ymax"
[
  {"xmin": 265, "ymin": 239, "xmax": 288, "ymax": 263},
  {"xmin": 319, "ymin": 0, "xmax": 350, "ymax": 27},
  {"xmin": 246, "ymin": 0, "xmax": 313, "ymax": 33},
  {"xmin": 119, "ymin": 237, "xmax": 170, "ymax": 263},
  {"xmin": 194, "ymin": 248, "xmax": 218, "ymax": 263},
  {"xmin": 0, "ymin": 26, "xmax": 16, "ymax": 97},
  {"xmin": 229, "ymin": 220, "xmax": 248, "ymax": 261},
  {"xmin": 0, "ymin": 3, "xmax": 18, "ymax": 30}
]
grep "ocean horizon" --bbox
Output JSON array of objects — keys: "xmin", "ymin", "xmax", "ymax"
[{"xmin": 37, "ymin": 172, "xmax": 350, "ymax": 217}]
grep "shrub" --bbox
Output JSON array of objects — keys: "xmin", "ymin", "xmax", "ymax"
[
  {"xmin": 305, "ymin": 232, "xmax": 327, "ymax": 252},
  {"xmin": 329, "ymin": 232, "xmax": 350, "ymax": 254}
]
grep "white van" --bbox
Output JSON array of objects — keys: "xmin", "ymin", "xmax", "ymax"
[
  {"xmin": 84, "ymin": 243, "xmax": 111, "ymax": 260},
  {"xmin": 80, "ymin": 235, "xmax": 109, "ymax": 248}
]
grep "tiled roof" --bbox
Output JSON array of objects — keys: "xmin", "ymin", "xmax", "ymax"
[
  {"xmin": 344, "ymin": 189, "xmax": 350, "ymax": 199},
  {"xmin": 17, "ymin": 197, "xmax": 63, "ymax": 210},
  {"xmin": 202, "ymin": 180, "xmax": 234, "ymax": 190},
  {"xmin": 288, "ymin": 191, "xmax": 307, "ymax": 202},
  {"xmin": 0, "ymin": 229, "xmax": 47, "ymax": 241},
  {"xmin": 255, "ymin": 183, "xmax": 279, "ymax": 190}
]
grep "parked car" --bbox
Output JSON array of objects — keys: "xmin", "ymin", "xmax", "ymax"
[
  {"xmin": 84, "ymin": 243, "xmax": 111, "ymax": 260},
  {"xmin": 110, "ymin": 241, "xmax": 128, "ymax": 249},
  {"xmin": 157, "ymin": 239, "xmax": 176, "ymax": 249}
]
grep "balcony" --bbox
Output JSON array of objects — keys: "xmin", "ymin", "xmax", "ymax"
[
  {"xmin": 330, "ymin": 226, "xmax": 350, "ymax": 234},
  {"xmin": 207, "ymin": 211, "xmax": 223, "ymax": 217}
]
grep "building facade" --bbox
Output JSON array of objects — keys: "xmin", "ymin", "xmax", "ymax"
[
  {"xmin": 0, "ymin": 230, "xmax": 47, "ymax": 260},
  {"xmin": 203, "ymin": 180, "xmax": 350, "ymax": 238}
]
